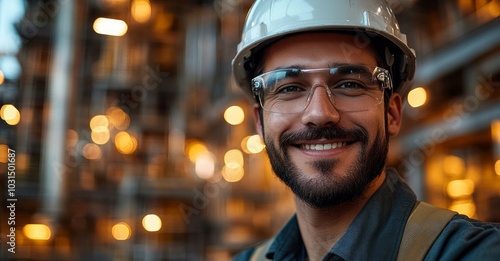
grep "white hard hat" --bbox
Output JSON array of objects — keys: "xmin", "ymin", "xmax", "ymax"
[{"xmin": 232, "ymin": 0, "xmax": 416, "ymax": 97}]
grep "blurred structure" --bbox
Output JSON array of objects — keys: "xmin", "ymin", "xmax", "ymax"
[
  {"xmin": 0, "ymin": 0, "xmax": 498, "ymax": 260},
  {"xmin": 392, "ymin": 0, "xmax": 500, "ymax": 221}
]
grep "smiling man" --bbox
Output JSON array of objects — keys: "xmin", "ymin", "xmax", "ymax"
[
  {"xmin": 258, "ymin": 33, "xmax": 394, "ymax": 213},
  {"xmin": 231, "ymin": 1, "xmax": 500, "ymax": 261}
]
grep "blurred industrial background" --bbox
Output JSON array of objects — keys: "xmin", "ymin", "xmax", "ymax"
[{"xmin": 0, "ymin": 0, "xmax": 499, "ymax": 260}]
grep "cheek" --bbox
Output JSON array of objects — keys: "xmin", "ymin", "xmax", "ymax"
[
  {"xmin": 350, "ymin": 110, "xmax": 387, "ymax": 139},
  {"xmin": 263, "ymin": 113, "xmax": 296, "ymax": 136},
  {"xmin": 366, "ymin": 112, "xmax": 388, "ymax": 141}
]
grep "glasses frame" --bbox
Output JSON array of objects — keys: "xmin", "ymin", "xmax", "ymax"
[{"xmin": 251, "ymin": 65, "xmax": 393, "ymax": 114}]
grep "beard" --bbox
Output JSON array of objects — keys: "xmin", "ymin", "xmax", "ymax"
[{"xmin": 264, "ymin": 125, "xmax": 388, "ymax": 209}]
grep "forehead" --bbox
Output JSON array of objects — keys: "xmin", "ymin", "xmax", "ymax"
[{"xmin": 262, "ymin": 32, "xmax": 378, "ymax": 72}]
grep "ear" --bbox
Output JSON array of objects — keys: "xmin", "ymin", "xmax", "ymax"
[
  {"xmin": 252, "ymin": 103, "xmax": 264, "ymax": 139},
  {"xmin": 387, "ymin": 94, "xmax": 403, "ymax": 137}
]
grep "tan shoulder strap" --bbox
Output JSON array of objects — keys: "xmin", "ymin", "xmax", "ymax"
[
  {"xmin": 397, "ymin": 201, "xmax": 457, "ymax": 261},
  {"xmin": 250, "ymin": 202, "xmax": 455, "ymax": 261},
  {"xmin": 250, "ymin": 238, "xmax": 274, "ymax": 261}
]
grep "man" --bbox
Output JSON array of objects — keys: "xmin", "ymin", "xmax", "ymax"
[{"xmin": 231, "ymin": 1, "xmax": 500, "ymax": 260}]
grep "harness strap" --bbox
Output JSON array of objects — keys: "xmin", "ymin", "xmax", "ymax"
[
  {"xmin": 250, "ymin": 201, "xmax": 457, "ymax": 261},
  {"xmin": 397, "ymin": 201, "xmax": 457, "ymax": 261}
]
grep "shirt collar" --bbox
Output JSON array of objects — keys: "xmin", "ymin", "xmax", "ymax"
[
  {"xmin": 266, "ymin": 169, "xmax": 417, "ymax": 260},
  {"xmin": 265, "ymin": 215, "xmax": 304, "ymax": 260}
]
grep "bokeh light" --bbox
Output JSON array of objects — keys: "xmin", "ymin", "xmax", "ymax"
[
  {"xmin": 0, "ymin": 70, "xmax": 4, "ymax": 85},
  {"xmin": 91, "ymin": 129, "xmax": 110, "ymax": 145},
  {"xmin": 115, "ymin": 131, "xmax": 138, "ymax": 155},
  {"xmin": 443, "ymin": 155, "xmax": 465, "ymax": 176},
  {"xmin": 407, "ymin": 87, "xmax": 427, "ymax": 108},
  {"xmin": 93, "ymin": 18, "xmax": 128, "ymax": 36},
  {"xmin": 240, "ymin": 136, "xmax": 252, "ymax": 154},
  {"xmin": 90, "ymin": 115, "xmax": 109, "ymax": 132},
  {"xmin": 106, "ymin": 106, "xmax": 130, "ymax": 130},
  {"xmin": 222, "ymin": 165, "xmax": 244, "ymax": 182},
  {"xmin": 447, "ymin": 179, "xmax": 475, "ymax": 199},
  {"xmin": 186, "ymin": 141, "xmax": 208, "ymax": 163},
  {"xmin": 224, "ymin": 105, "xmax": 245, "ymax": 125},
  {"xmin": 224, "ymin": 149, "xmax": 244, "ymax": 169},
  {"xmin": 195, "ymin": 151, "xmax": 216, "ymax": 179},
  {"xmin": 23, "ymin": 224, "xmax": 51, "ymax": 240},
  {"xmin": 449, "ymin": 200, "xmax": 476, "ymax": 217},
  {"xmin": 66, "ymin": 129, "xmax": 79, "ymax": 147},
  {"xmin": 112, "ymin": 222, "xmax": 131, "ymax": 240},
  {"xmin": 132, "ymin": 0, "xmax": 152, "ymax": 23},
  {"xmin": 246, "ymin": 135, "xmax": 265, "ymax": 154},
  {"xmin": 1, "ymin": 104, "xmax": 21, "ymax": 125},
  {"xmin": 142, "ymin": 214, "xmax": 162, "ymax": 232},
  {"xmin": 82, "ymin": 143, "xmax": 102, "ymax": 160},
  {"xmin": 0, "ymin": 144, "xmax": 8, "ymax": 163}
]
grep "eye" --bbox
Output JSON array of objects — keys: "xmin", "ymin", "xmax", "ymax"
[
  {"xmin": 335, "ymin": 81, "xmax": 366, "ymax": 89},
  {"xmin": 274, "ymin": 84, "xmax": 307, "ymax": 94}
]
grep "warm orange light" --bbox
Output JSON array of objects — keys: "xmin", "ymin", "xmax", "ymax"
[
  {"xmin": 495, "ymin": 160, "xmax": 500, "ymax": 176},
  {"xmin": 1, "ymin": 104, "xmax": 21, "ymax": 125},
  {"xmin": 115, "ymin": 131, "xmax": 138, "ymax": 155},
  {"xmin": 492, "ymin": 120, "xmax": 500, "ymax": 143},
  {"xmin": 224, "ymin": 149, "xmax": 244, "ymax": 169},
  {"xmin": 222, "ymin": 165, "xmax": 244, "ymax": 182},
  {"xmin": 91, "ymin": 129, "xmax": 110, "ymax": 145},
  {"xmin": 6, "ymin": 113, "xmax": 21, "ymax": 125},
  {"xmin": 224, "ymin": 106, "xmax": 245, "ymax": 125},
  {"xmin": 132, "ymin": 0, "xmax": 152, "ymax": 23},
  {"xmin": 0, "ymin": 70, "xmax": 4, "ymax": 85},
  {"xmin": 112, "ymin": 222, "xmax": 131, "ymax": 240},
  {"xmin": 66, "ymin": 129, "xmax": 79, "ymax": 147},
  {"xmin": 186, "ymin": 141, "xmax": 208, "ymax": 162},
  {"xmin": 222, "ymin": 149, "xmax": 245, "ymax": 183},
  {"xmin": 195, "ymin": 151, "xmax": 215, "ymax": 179},
  {"xmin": 447, "ymin": 179, "xmax": 475, "ymax": 199},
  {"xmin": 485, "ymin": 0, "xmax": 500, "ymax": 17},
  {"xmin": 93, "ymin": 18, "xmax": 128, "ymax": 36},
  {"xmin": 240, "ymin": 136, "xmax": 252, "ymax": 154},
  {"xmin": 23, "ymin": 224, "xmax": 51, "ymax": 240},
  {"xmin": 142, "ymin": 214, "xmax": 162, "ymax": 232},
  {"xmin": 155, "ymin": 12, "xmax": 175, "ymax": 31},
  {"xmin": 0, "ymin": 104, "xmax": 6, "ymax": 120},
  {"xmin": 0, "ymin": 144, "xmax": 8, "ymax": 163},
  {"xmin": 82, "ymin": 143, "xmax": 102, "ymax": 160},
  {"xmin": 90, "ymin": 115, "xmax": 110, "ymax": 144},
  {"xmin": 90, "ymin": 115, "xmax": 109, "ymax": 132},
  {"xmin": 16, "ymin": 153, "xmax": 29, "ymax": 171},
  {"xmin": 449, "ymin": 200, "xmax": 476, "ymax": 217},
  {"xmin": 106, "ymin": 107, "xmax": 129, "ymax": 130},
  {"xmin": 247, "ymin": 135, "xmax": 266, "ymax": 154},
  {"xmin": 443, "ymin": 155, "xmax": 465, "ymax": 176},
  {"xmin": 407, "ymin": 87, "xmax": 427, "ymax": 108}
]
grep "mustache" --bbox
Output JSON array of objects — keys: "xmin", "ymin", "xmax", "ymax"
[{"xmin": 280, "ymin": 126, "xmax": 368, "ymax": 146}]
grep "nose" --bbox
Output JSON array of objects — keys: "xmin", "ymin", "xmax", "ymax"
[{"xmin": 301, "ymin": 86, "xmax": 340, "ymax": 128}]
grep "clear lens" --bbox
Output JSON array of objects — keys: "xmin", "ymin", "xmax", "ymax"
[{"xmin": 252, "ymin": 65, "xmax": 391, "ymax": 114}]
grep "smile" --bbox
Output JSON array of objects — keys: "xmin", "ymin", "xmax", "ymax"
[{"xmin": 301, "ymin": 142, "xmax": 347, "ymax": 151}]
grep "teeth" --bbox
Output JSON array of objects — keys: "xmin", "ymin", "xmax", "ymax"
[{"xmin": 302, "ymin": 142, "xmax": 346, "ymax": 151}]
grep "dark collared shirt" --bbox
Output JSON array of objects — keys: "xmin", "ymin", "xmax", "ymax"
[{"xmin": 233, "ymin": 170, "xmax": 500, "ymax": 261}]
